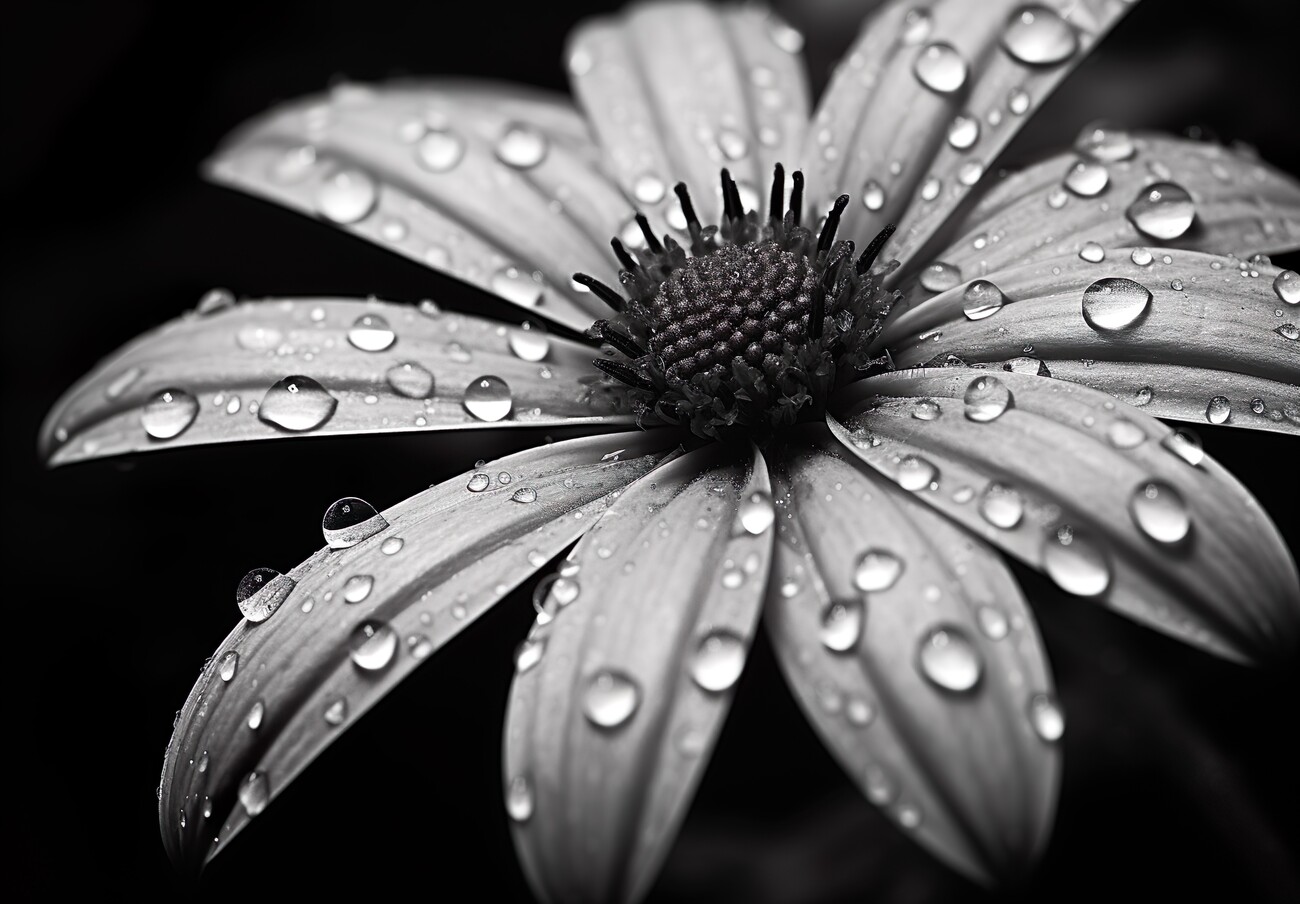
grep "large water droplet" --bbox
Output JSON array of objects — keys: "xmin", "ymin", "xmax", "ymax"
[
  {"xmin": 1002, "ymin": 5, "xmax": 1078, "ymax": 66},
  {"xmin": 236, "ymin": 567, "xmax": 296, "ymax": 623},
  {"xmin": 1126, "ymin": 182, "xmax": 1196, "ymax": 240},
  {"xmin": 1129, "ymin": 481, "xmax": 1191, "ymax": 543},
  {"xmin": 1027, "ymin": 693, "xmax": 1065, "ymax": 742},
  {"xmin": 979, "ymin": 483, "xmax": 1024, "ymax": 529},
  {"xmin": 142, "ymin": 388, "xmax": 199, "ymax": 440},
  {"xmin": 490, "ymin": 267, "xmax": 544, "ymax": 308},
  {"xmin": 917, "ymin": 626, "xmax": 982, "ymax": 693},
  {"xmin": 964, "ymin": 376, "xmax": 1013, "ymax": 423},
  {"xmin": 495, "ymin": 123, "xmax": 548, "ymax": 169},
  {"xmin": 416, "ymin": 129, "xmax": 464, "ymax": 172},
  {"xmin": 463, "ymin": 375, "xmax": 512, "ymax": 421},
  {"xmin": 347, "ymin": 314, "xmax": 396, "ymax": 352},
  {"xmin": 238, "ymin": 771, "xmax": 270, "ymax": 816},
  {"xmin": 1078, "ymin": 241, "xmax": 1106, "ymax": 263},
  {"xmin": 348, "ymin": 619, "xmax": 398, "ymax": 671},
  {"xmin": 506, "ymin": 775, "xmax": 534, "ymax": 822},
  {"xmin": 897, "ymin": 455, "xmax": 937, "ymax": 491},
  {"xmin": 691, "ymin": 630, "xmax": 747, "ymax": 692},
  {"xmin": 1082, "ymin": 278, "xmax": 1152, "ymax": 331},
  {"xmin": 316, "ymin": 168, "xmax": 377, "ymax": 224},
  {"xmin": 854, "ymin": 549, "xmax": 903, "ymax": 592},
  {"xmin": 582, "ymin": 669, "xmax": 640, "ymax": 728},
  {"xmin": 1042, "ymin": 525, "xmax": 1111, "ymax": 597},
  {"xmin": 819, "ymin": 599, "xmax": 864, "ymax": 653},
  {"xmin": 322, "ymin": 497, "xmax": 389, "ymax": 549},
  {"xmin": 1274, "ymin": 270, "xmax": 1300, "ymax": 305},
  {"xmin": 386, "ymin": 362, "xmax": 434, "ymax": 399},
  {"xmin": 947, "ymin": 114, "xmax": 980, "ymax": 150},
  {"xmin": 1205, "ymin": 395, "xmax": 1231, "ymax": 425},
  {"xmin": 1065, "ymin": 160, "xmax": 1109, "ymax": 197},
  {"xmin": 511, "ymin": 487, "xmax": 538, "ymax": 504},
  {"xmin": 919, "ymin": 261, "xmax": 962, "ymax": 293},
  {"xmin": 913, "ymin": 43, "xmax": 968, "ymax": 94},
  {"xmin": 738, "ymin": 491, "xmax": 775, "ymax": 535},
  {"xmin": 508, "ymin": 320, "xmax": 550, "ymax": 362},
  {"xmin": 258, "ymin": 376, "xmax": 337, "ymax": 432},
  {"xmin": 633, "ymin": 173, "xmax": 666, "ymax": 204},
  {"xmin": 962, "ymin": 280, "xmax": 1006, "ymax": 320}
]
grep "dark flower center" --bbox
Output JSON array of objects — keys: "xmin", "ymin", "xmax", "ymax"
[{"xmin": 575, "ymin": 165, "xmax": 900, "ymax": 442}]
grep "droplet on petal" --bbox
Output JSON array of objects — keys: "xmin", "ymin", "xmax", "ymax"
[
  {"xmin": 964, "ymin": 376, "xmax": 1013, "ymax": 422},
  {"xmin": 961, "ymin": 280, "xmax": 1006, "ymax": 320},
  {"xmin": 1273, "ymin": 270, "xmax": 1299, "ymax": 305},
  {"xmin": 236, "ymin": 567, "xmax": 296, "ymax": 623},
  {"xmin": 347, "ymin": 620, "xmax": 398, "ymax": 671},
  {"xmin": 1205, "ymin": 395, "xmax": 1232, "ymax": 425},
  {"xmin": 142, "ymin": 388, "xmax": 199, "ymax": 440},
  {"xmin": 690, "ymin": 630, "xmax": 747, "ymax": 692},
  {"xmin": 979, "ymin": 483, "xmax": 1024, "ymax": 529},
  {"xmin": 1042, "ymin": 525, "xmax": 1111, "ymax": 597},
  {"xmin": 347, "ymin": 314, "xmax": 396, "ymax": 352},
  {"xmin": 508, "ymin": 320, "xmax": 550, "ymax": 362},
  {"xmin": 819, "ymin": 599, "xmax": 865, "ymax": 653},
  {"xmin": 495, "ymin": 123, "xmax": 548, "ymax": 169},
  {"xmin": 738, "ymin": 491, "xmax": 775, "ymax": 535},
  {"xmin": 386, "ymin": 362, "xmax": 434, "ymax": 399},
  {"xmin": 896, "ymin": 455, "xmax": 937, "ymax": 491},
  {"xmin": 1126, "ymin": 182, "xmax": 1196, "ymax": 240},
  {"xmin": 316, "ymin": 168, "xmax": 377, "ymax": 224},
  {"xmin": 916, "ymin": 626, "xmax": 982, "ymax": 693},
  {"xmin": 463, "ymin": 376, "xmax": 512, "ymax": 421},
  {"xmin": 1082, "ymin": 278, "xmax": 1151, "ymax": 331},
  {"xmin": 913, "ymin": 43, "xmax": 968, "ymax": 94},
  {"xmin": 1129, "ymin": 481, "xmax": 1191, "ymax": 543},
  {"xmin": 854, "ymin": 549, "xmax": 903, "ymax": 592},
  {"xmin": 1001, "ymin": 5, "xmax": 1078, "ymax": 66},
  {"xmin": 258, "ymin": 376, "xmax": 337, "ymax": 432},
  {"xmin": 582, "ymin": 669, "xmax": 640, "ymax": 728},
  {"xmin": 506, "ymin": 775, "xmax": 534, "ymax": 822},
  {"xmin": 918, "ymin": 261, "xmax": 962, "ymax": 293},
  {"xmin": 238, "ymin": 771, "xmax": 270, "ymax": 816},
  {"xmin": 322, "ymin": 497, "xmax": 388, "ymax": 549},
  {"xmin": 1162, "ymin": 429, "xmax": 1205, "ymax": 467},
  {"xmin": 1027, "ymin": 693, "xmax": 1065, "ymax": 742}
]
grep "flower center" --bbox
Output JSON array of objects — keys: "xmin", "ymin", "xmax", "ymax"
[{"xmin": 575, "ymin": 166, "xmax": 899, "ymax": 441}]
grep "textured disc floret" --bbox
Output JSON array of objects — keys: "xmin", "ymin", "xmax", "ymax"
[{"xmin": 578, "ymin": 165, "xmax": 900, "ymax": 440}]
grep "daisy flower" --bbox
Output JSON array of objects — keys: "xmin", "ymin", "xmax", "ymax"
[{"xmin": 38, "ymin": 0, "xmax": 1298, "ymax": 901}]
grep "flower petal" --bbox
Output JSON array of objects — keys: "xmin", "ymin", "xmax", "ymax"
[
  {"xmin": 159, "ymin": 430, "xmax": 677, "ymax": 872},
  {"xmin": 503, "ymin": 444, "xmax": 774, "ymax": 904},
  {"xmin": 803, "ymin": 0, "xmax": 1133, "ymax": 267},
  {"xmin": 831, "ymin": 368, "xmax": 1300, "ymax": 664},
  {"xmin": 567, "ymin": 1, "xmax": 809, "ymax": 231},
  {"xmin": 904, "ymin": 133, "xmax": 1300, "ymax": 288},
  {"xmin": 877, "ymin": 248, "xmax": 1300, "ymax": 435},
  {"xmin": 206, "ymin": 81, "xmax": 632, "ymax": 331},
  {"xmin": 41, "ymin": 297, "xmax": 634, "ymax": 465},
  {"xmin": 765, "ymin": 428, "xmax": 1059, "ymax": 884}
]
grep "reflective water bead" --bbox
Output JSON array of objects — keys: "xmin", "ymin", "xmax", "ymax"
[
  {"xmin": 495, "ymin": 123, "xmax": 548, "ymax": 169},
  {"xmin": 964, "ymin": 375, "xmax": 1013, "ymax": 422},
  {"xmin": 691, "ymin": 630, "xmax": 747, "ymax": 692},
  {"xmin": 897, "ymin": 455, "xmax": 937, "ymax": 491},
  {"xmin": 1078, "ymin": 241, "xmax": 1106, "ymax": 263},
  {"xmin": 1205, "ymin": 395, "xmax": 1232, "ymax": 425},
  {"xmin": 246, "ymin": 699, "xmax": 265, "ymax": 730},
  {"xmin": 1076, "ymin": 122, "xmax": 1135, "ymax": 163},
  {"xmin": 511, "ymin": 487, "xmax": 538, "ymax": 504},
  {"xmin": 467, "ymin": 472, "xmax": 491, "ymax": 492},
  {"xmin": 258, "ymin": 375, "xmax": 337, "ymax": 432},
  {"xmin": 819, "ymin": 599, "xmax": 864, "ymax": 653},
  {"xmin": 238, "ymin": 771, "xmax": 270, "ymax": 816},
  {"xmin": 853, "ymin": 549, "xmax": 903, "ymax": 592},
  {"xmin": 1042, "ymin": 525, "xmax": 1111, "ymax": 597},
  {"xmin": 506, "ymin": 775, "xmax": 534, "ymax": 822},
  {"xmin": 1082, "ymin": 278, "xmax": 1152, "ymax": 331},
  {"xmin": 1162, "ymin": 429, "xmax": 1205, "ymax": 467},
  {"xmin": 912, "ymin": 398, "xmax": 941, "ymax": 420},
  {"xmin": 416, "ymin": 128, "xmax": 464, "ymax": 172},
  {"xmin": 1126, "ymin": 182, "xmax": 1196, "ymax": 240},
  {"xmin": 1106, "ymin": 419, "xmax": 1146, "ymax": 449},
  {"xmin": 1001, "ymin": 5, "xmax": 1078, "ymax": 65},
  {"xmin": 490, "ymin": 267, "xmax": 544, "ymax": 308},
  {"xmin": 1130, "ymin": 247, "xmax": 1153, "ymax": 266},
  {"xmin": 343, "ymin": 574, "xmax": 374, "ymax": 604},
  {"xmin": 962, "ymin": 280, "xmax": 1006, "ymax": 320},
  {"xmin": 347, "ymin": 314, "xmax": 395, "ymax": 352},
  {"xmin": 1129, "ymin": 481, "xmax": 1191, "ymax": 543},
  {"xmin": 386, "ymin": 362, "xmax": 434, "ymax": 399},
  {"xmin": 348, "ymin": 620, "xmax": 398, "ymax": 671},
  {"xmin": 508, "ymin": 320, "xmax": 550, "ymax": 362},
  {"xmin": 976, "ymin": 605, "xmax": 1010, "ymax": 640},
  {"xmin": 515, "ymin": 638, "xmax": 545, "ymax": 673},
  {"xmin": 947, "ymin": 113, "xmax": 980, "ymax": 150},
  {"xmin": 979, "ymin": 483, "xmax": 1024, "ymax": 529},
  {"xmin": 917, "ymin": 626, "xmax": 982, "ymax": 693},
  {"xmin": 632, "ymin": 173, "xmax": 666, "ymax": 204},
  {"xmin": 316, "ymin": 168, "xmax": 377, "ymax": 224},
  {"xmin": 322, "ymin": 497, "xmax": 388, "ymax": 549},
  {"xmin": 900, "ymin": 7, "xmax": 932, "ymax": 44},
  {"xmin": 1065, "ymin": 160, "xmax": 1109, "ymax": 197},
  {"xmin": 407, "ymin": 633, "xmax": 434, "ymax": 660},
  {"xmin": 1027, "ymin": 693, "xmax": 1065, "ymax": 742},
  {"xmin": 1274, "ymin": 270, "xmax": 1299, "ymax": 305},
  {"xmin": 861, "ymin": 179, "xmax": 885, "ymax": 212},
  {"xmin": 218, "ymin": 651, "xmax": 239, "ymax": 682},
  {"xmin": 918, "ymin": 261, "xmax": 962, "ymax": 293},
  {"xmin": 582, "ymin": 669, "xmax": 640, "ymax": 728},
  {"xmin": 236, "ymin": 567, "xmax": 296, "ymax": 623},
  {"xmin": 1275, "ymin": 323, "xmax": 1299, "ymax": 341},
  {"xmin": 141, "ymin": 388, "xmax": 199, "ymax": 440},
  {"xmin": 463, "ymin": 375, "xmax": 513, "ymax": 421},
  {"xmin": 738, "ymin": 491, "xmax": 775, "ymax": 535},
  {"xmin": 197, "ymin": 287, "xmax": 235, "ymax": 315},
  {"xmin": 913, "ymin": 43, "xmax": 968, "ymax": 94}
]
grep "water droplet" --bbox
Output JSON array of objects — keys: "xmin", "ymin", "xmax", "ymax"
[
  {"xmin": 316, "ymin": 168, "xmax": 377, "ymax": 224},
  {"xmin": 1027, "ymin": 693, "xmax": 1065, "ymax": 741},
  {"xmin": 1047, "ymin": 186, "xmax": 1068, "ymax": 209},
  {"xmin": 919, "ymin": 261, "xmax": 962, "ymax": 293},
  {"xmin": 1130, "ymin": 248, "xmax": 1153, "ymax": 267},
  {"xmin": 979, "ymin": 483, "xmax": 1024, "ymax": 528},
  {"xmin": 463, "ymin": 375, "xmax": 512, "ymax": 421},
  {"xmin": 1275, "ymin": 323, "xmax": 1299, "ymax": 341},
  {"xmin": 506, "ymin": 775, "xmax": 534, "ymax": 822},
  {"xmin": 236, "ymin": 324, "xmax": 283, "ymax": 351},
  {"xmin": 947, "ymin": 113, "xmax": 980, "ymax": 150},
  {"xmin": 218, "ymin": 651, "xmax": 239, "ymax": 682},
  {"xmin": 898, "ymin": 804, "xmax": 923, "ymax": 829},
  {"xmin": 247, "ymin": 699, "xmax": 265, "ymax": 730},
  {"xmin": 1065, "ymin": 160, "xmax": 1109, "ymax": 197},
  {"xmin": 271, "ymin": 144, "xmax": 317, "ymax": 183},
  {"xmin": 819, "ymin": 599, "xmax": 864, "ymax": 653},
  {"xmin": 1162, "ymin": 429, "xmax": 1205, "ymax": 467},
  {"xmin": 582, "ymin": 669, "xmax": 640, "ymax": 728},
  {"xmin": 236, "ymin": 567, "xmax": 295, "ymax": 623},
  {"xmin": 1003, "ymin": 356, "xmax": 1050, "ymax": 377},
  {"xmin": 691, "ymin": 630, "xmax": 747, "ymax": 692},
  {"xmin": 1126, "ymin": 182, "xmax": 1196, "ymax": 240},
  {"xmin": 1078, "ymin": 241, "xmax": 1106, "ymax": 263},
  {"xmin": 508, "ymin": 320, "xmax": 550, "ymax": 361},
  {"xmin": 633, "ymin": 173, "xmax": 666, "ymax": 204},
  {"xmin": 717, "ymin": 129, "xmax": 749, "ymax": 161},
  {"xmin": 917, "ymin": 626, "xmax": 982, "ymax": 692},
  {"xmin": 1002, "ymin": 5, "xmax": 1078, "ymax": 66},
  {"xmin": 913, "ymin": 43, "xmax": 968, "ymax": 94},
  {"xmin": 321, "ymin": 497, "xmax": 388, "ymax": 549},
  {"xmin": 1274, "ymin": 270, "xmax": 1300, "ymax": 305},
  {"xmin": 511, "ymin": 487, "xmax": 538, "ymax": 504},
  {"xmin": 416, "ymin": 129, "xmax": 464, "ymax": 172},
  {"xmin": 343, "ymin": 574, "xmax": 374, "ymax": 603},
  {"xmin": 495, "ymin": 123, "xmax": 548, "ymax": 169},
  {"xmin": 491, "ymin": 265, "xmax": 546, "ymax": 307},
  {"xmin": 1076, "ymin": 121, "xmax": 1134, "ymax": 163},
  {"xmin": 1082, "ymin": 278, "xmax": 1152, "ymax": 331},
  {"xmin": 406, "ymin": 633, "xmax": 434, "ymax": 660},
  {"xmin": 766, "ymin": 17, "xmax": 804, "ymax": 53},
  {"xmin": 896, "ymin": 455, "xmax": 937, "ymax": 491},
  {"xmin": 347, "ymin": 314, "xmax": 395, "ymax": 352},
  {"xmin": 348, "ymin": 619, "xmax": 398, "ymax": 671},
  {"xmin": 912, "ymin": 397, "xmax": 942, "ymax": 420},
  {"xmin": 515, "ymin": 638, "xmax": 545, "ymax": 673},
  {"xmin": 854, "ymin": 549, "xmax": 903, "ymax": 592},
  {"xmin": 1107, "ymin": 419, "xmax": 1145, "ymax": 449},
  {"xmin": 197, "ymin": 287, "xmax": 235, "ymax": 315},
  {"xmin": 1129, "ymin": 481, "xmax": 1191, "ymax": 543},
  {"xmin": 1007, "ymin": 86, "xmax": 1031, "ymax": 115},
  {"xmin": 976, "ymin": 605, "xmax": 1010, "ymax": 640},
  {"xmin": 1205, "ymin": 395, "xmax": 1232, "ymax": 425},
  {"xmin": 921, "ymin": 176, "xmax": 941, "ymax": 201},
  {"xmin": 964, "ymin": 376, "xmax": 1013, "ymax": 422},
  {"xmin": 198, "ymin": 752, "xmax": 209, "ymax": 773},
  {"xmin": 1042, "ymin": 525, "xmax": 1110, "ymax": 597},
  {"xmin": 901, "ymin": 7, "xmax": 932, "ymax": 44},
  {"xmin": 845, "ymin": 698, "xmax": 875, "ymax": 726},
  {"xmin": 739, "ymin": 491, "xmax": 775, "ymax": 535},
  {"xmin": 962, "ymin": 280, "xmax": 1006, "ymax": 320},
  {"xmin": 467, "ymin": 472, "xmax": 492, "ymax": 492},
  {"xmin": 958, "ymin": 160, "xmax": 984, "ymax": 186},
  {"xmin": 385, "ymin": 361, "xmax": 434, "ymax": 400},
  {"xmin": 238, "ymin": 771, "xmax": 270, "ymax": 816},
  {"xmin": 861, "ymin": 179, "xmax": 885, "ymax": 211},
  {"xmin": 141, "ymin": 388, "xmax": 199, "ymax": 440},
  {"xmin": 323, "ymin": 697, "xmax": 348, "ymax": 726},
  {"xmin": 865, "ymin": 764, "xmax": 896, "ymax": 804},
  {"xmin": 258, "ymin": 375, "xmax": 337, "ymax": 432}
]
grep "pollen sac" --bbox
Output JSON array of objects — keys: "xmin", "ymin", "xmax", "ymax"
[{"xmin": 649, "ymin": 242, "xmax": 818, "ymax": 386}]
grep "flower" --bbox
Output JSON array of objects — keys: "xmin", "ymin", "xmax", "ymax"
[{"xmin": 38, "ymin": 0, "xmax": 1299, "ymax": 901}]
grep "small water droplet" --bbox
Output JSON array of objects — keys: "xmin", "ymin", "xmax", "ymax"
[
  {"xmin": 416, "ymin": 128, "xmax": 464, "ymax": 172},
  {"xmin": 467, "ymin": 472, "xmax": 491, "ymax": 492},
  {"xmin": 246, "ymin": 699, "xmax": 265, "ymax": 730},
  {"xmin": 141, "ymin": 388, "xmax": 199, "ymax": 440},
  {"xmin": 506, "ymin": 775, "xmax": 534, "ymax": 822},
  {"xmin": 236, "ymin": 567, "xmax": 295, "ymax": 623},
  {"xmin": 976, "ymin": 605, "xmax": 1010, "ymax": 640},
  {"xmin": 258, "ymin": 375, "xmax": 337, "ymax": 432},
  {"xmin": 238, "ymin": 771, "xmax": 270, "ymax": 816},
  {"xmin": 919, "ymin": 261, "xmax": 962, "ymax": 293},
  {"xmin": 739, "ymin": 491, "xmax": 775, "ymax": 535},
  {"xmin": 1007, "ymin": 86, "xmax": 1031, "ymax": 115},
  {"xmin": 406, "ymin": 633, "xmax": 434, "ymax": 660},
  {"xmin": 316, "ymin": 168, "xmax": 377, "ymax": 224},
  {"xmin": 819, "ymin": 599, "xmax": 864, "ymax": 653},
  {"xmin": 515, "ymin": 638, "xmax": 545, "ymax": 673},
  {"xmin": 323, "ymin": 697, "xmax": 348, "ymax": 726},
  {"xmin": 1130, "ymin": 248, "xmax": 1153, "ymax": 267},
  {"xmin": 1162, "ymin": 429, "xmax": 1205, "ymax": 467},
  {"xmin": 1106, "ymin": 419, "xmax": 1145, "ymax": 449},
  {"xmin": 1126, "ymin": 182, "xmax": 1196, "ymax": 240},
  {"xmin": 495, "ymin": 123, "xmax": 548, "ymax": 169},
  {"xmin": 508, "ymin": 320, "xmax": 550, "ymax": 361},
  {"xmin": 896, "ymin": 455, "xmax": 937, "ymax": 491},
  {"xmin": 898, "ymin": 804, "xmax": 923, "ymax": 829},
  {"xmin": 198, "ymin": 752, "xmax": 209, "ymax": 773},
  {"xmin": 385, "ymin": 361, "xmax": 434, "ymax": 400},
  {"xmin": 865, "ymin": 764, "xmax": 896, "ymax": 804},
  {"xmin": 197, "ymin": 287, "xmax": 236, "ymax": 315},
  {"xmin": 917, "ymin": 626, "xmax": 982, "ymax": 692},
  {"xmin": 1002, "ymin": 5, "xmax": 1078, "ymax": 65},
  {"xmin": 348, "ymin": 619, "xmax": 398, "ymax": 671},
  {"xmin": 964, "ymin": 376, "xmax": 1013, "ymax": 422},
  {"xmin": 582, "ymin": 669, "xmax": 640, "ymax": 728},
  {"xmin": 1076, "ymin": 121, "xmax": 1135, "ymax": 163},
  {"xmin": 962, "ymin": 280, "xmax": 1006, "ymax": 320},
  {"xmin": 901, "ymin": 7, "xmax": 932, "ymax": 44},
  {"xmin": 218, "ymin": 651, "xmax": 239, "ymax": 682},
  {"xmin": 511, "ymin": 487, "xmax": 538, "ymax": 504},
  {"xmin": 766, "ymin": 17, "xmax": 804, "ymax": 53},
  {"xmin": 343, "ymin": 574, "xmax": 374, "ymax": 604},
  {"xmin": 1129, "ymin": 481, "xmax": 1191, "ymax": 543},
  {"xmin": 347, "ymin": 314, "xmax": 395, "ymax": 352},
  {"xmin": 1065, "ymin": 160, "xmax": 1109, "ymax": 197},
  {"xmin": 380, "ymin": 536, "xmax": 404, "ymax": 556},
  {"xmin": 1082, "ymin": 278, "xmax": 1152, "ymax": 331},
  {"xmin": 913, "ymin": 43, "xmax": 968, "ymax": 93},
  {"xmin": 1205, "ymin": 395, "xmax": 1232, "ymax": 424},
  {"xmin": 912, "ymin": 397, "xmax": 942, "ymax": 420},
  {"xmin": 322, "ymin": 497, "xmax": 388, "ymax": 549},
  {"xmin": 633, "ymin": 173, "xmax": 666, "ymax": 204},
  {"xmin": 861, "ymin": 179, "xmax": 885, "ymax": 211},
  {"xmin": 463, "ymin": 375, "xmax": 512, "ymax": 421},
  {"xmin": 979, "ymin": 483, "xmax": 1024, "ymax": 528},
  {"xmin": 691, "ymin": 630, "xmax": 747, "ymax": 692},
  {"xmin": 1028, "ymin": 693, "xmax": 1065, "ymax": 741},
  {"xmin": 1042, "ymin": 525, "xmax": 1110, "ymax": 597},
  {"xmin": 854, "ymin": 549, "xmax": 903, "ymax": 592},
  {"xmin": 1275, "ymin": 323, "xmax": 1299, "ymax": 341},
  {"xmin": 717, "ymin": 129, "xmax": 749, "ymax": 162},
  {"xmin": 921, "ymin": 176, "xmax": 941, "ymax": 201},
  {"xmin": 1273, "ymin": 270, "xmax": 1300, "ymax": 305}
]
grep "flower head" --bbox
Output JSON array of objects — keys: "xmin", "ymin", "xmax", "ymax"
[{"xmin": 40, "ymin": 1, "xmax": 1299, "ymax": 901}]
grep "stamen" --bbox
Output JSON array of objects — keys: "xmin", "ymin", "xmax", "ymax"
[
  {"xmin": 720, "ymin": 168, "xmax": 743, "ymax": 220},
  {"xmin": 789, "ymin": 171, "xmax": 804, "ymax": 226},
  {"xmin": 673, "ymin": 182, "xmax": 701, "ymax": 233},
  {"xmin": 592, "ymin": 357, "xmax": 655, "ymax": 391},
  {"xmin": 596, "ymin": 321, "xmax": 648, "ymax": 359},
  {"xmin": 856, "ymin": 224, "xmax": 897, "ymax": 275},
  {"xmin": 817, "ymin": 194, "xmax": 850, "ymax": 257},
  {"xmin": 571, "ymin": 272, "xmax": 626, "ymax": 312},
  {"xmin": 634, "ymin": 213, "xmax": 664, "ymax": 254},
  {"xmin": 823, "ymin": 241, "xmax": 854, "ymax": 293},
  {"xmin": 610, "ymin": 237, "xmax": 639, "ymax": 273},
  {"xmin": 769, "ymin": 163, "xmax": 785, "ymax": 222}
]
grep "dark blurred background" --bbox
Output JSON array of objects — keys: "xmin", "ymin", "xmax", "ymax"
[{"xmin": 5, "ymin": 1, "xmax": 1298, "ymax": 900}]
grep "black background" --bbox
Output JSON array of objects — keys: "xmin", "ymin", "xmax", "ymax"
[{"xmin": 6, "ymin": 1, "xmax": 1298, "ymax": 900}]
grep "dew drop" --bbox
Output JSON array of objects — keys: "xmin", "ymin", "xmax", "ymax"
[
  {"xmin": 633, "ymin": 173, "xmax": 666, "ymax": 204},
  {"xmin": 1205, "ymin": 395, "xmax": 1232, "ymax": 425},
  {"xmin": 495, "ymin": 123, "xmax": 548, "ymax": 169},
  {"xmin": 406, "ymin": 633, "xmax": 434, "ymax": 660},
  {"xmin": 1003, "ymin": 356, "xmax": 1050, "ymax": 377},
  {"xmin": 1042, "ymin": 525, "xmax": 1110, "ymax": 597},
  {"xmin": 919, "ymin": 261, "xmax": 962, "ymax": 293},
  {"xmin": 1065, "ymin": 160, "xmax": 1109, "ymax": 197},
  {"xmin": 515, "ymin": 638, "xmax": 545, "ymax": 673},
  {"xmin": 1106, "ymin": 419, "xmax": 1146, "ymax": 449},
  {"xmin": 1162, "ymin": 429, "xmax": 1205, "ymax": 467},
  {"xmin": 865, "ymin": 764, "xmax": 896, "ymax": 805},
  {"xmin": 819, "ymin": 599, "xmax": 864, "ymax": 653},
  {"xmin": 582, "ymin": 669, "xmax": 640, "ymax": 728},
  {"xmin": 861, "ymin": 179, "xmax": 885, "ymax": 211},
  {"xmin": 962, "ymin": 280, "xmax": 1006, "ymax": 320},
  {"xmin": 917, "ymin": 626, "xmax": 982, "ymax": 693},
  {"xmin": 218, "ymin": 651, "xmax": 239, "ymax": 682},
  {"xmin": 348, "ymin": 619, "xmax": 398, "ymax": 671},
  {"xmin": 739, "ymin": 491, "xmax": 775, "ymax": 535},
  {"xmin": 947, "ymin": 113, "xmax": 980, "ymax": 150},
  {"xmin": 1130, "ymin": 247, "xmax": 1153, "ymax": 267},
  {"xmin": 1002, "ymin": 5, "xmax": 1078, "ymax": 66},
  {"xmin": 197, "ymin": 287, "xmax": 236, "ymax": 315},
  {"xmin": 416, "ymin": 129, "xmax": 464, "ymax": 172},
  {"xmin": 976, "ymin": 605, "xmax": 1010, "ymax": 640},
  {"xmin": 506, "ymin": 775, "xmax": 534, "ymax": 822},
  {"xmin": 691, "ymin": 630, "xmax": 747, "ymax": 692},
  {"xmin": 1078, "ymin": 241, "xmax": 1106, "ymax": 263},
  {"xmin": 508, "ymin": 320, "xmax": 550, "ymax": 361},
  {"xmin": 236, "ymin": 324, "xmax": 282, "ymax": 351},
  {"xmin": 141, "ymin": 388, "xmax": 199, "ymax": 440},
  {"xmin": 896, "ymin": 455, "xmax": 937, "ymax": 491},
  {"xmin": 853, "ymin": 549, "xmax": 903, "ymax": 592},
  {"xmin": 316, "ymin": 168, "xmax": 377, "ymax": 224},
  {"xmin": 964, "ymin": 376, "xmax": 1013, "ymax": 422},
  {"xmin": 1129, "ymin": 481, "xmax": 1191, "ymax": 543},
  {"xmin": 1076, "ymin": 121, "xmax": 1135, "ymax": 163},
  {"xmin": 1028, "ymin": 693, "xmax": 1065, "ymax": 741},
  {"xmin": 238, "ymin": 771, "xmax": 270, "ymax": 816},
  {"xmin": 1126, "ymin": 182, "xmax": 1196, "ymax": 240},
  {"xmin": 979, "ymin": 483, "xmax": 1024, "ymax": 529},
  {"xmin": 901, "ymin": 7, "xmax": 932, "ymax": 44},
  {"xmin": 913, "ymin": 43, "xmax": 968, "ymax": 94},
  {"xmin": 236, "ymin": 567, "xmax": 295, "ymax": 623},
  {"xmin": 467, "ymin": 472, "xmax": 491, "ymax": 492},
  {"xmin": 1082, "ymin": 278, "xmax": 1152, "ymax": 331},
  {"xmin": 1275, "ymin": 323, "xmax": 1299, "ymax": 341},
  {"xmin": 343, "ymin": 574, "xmax": 374, "ymax": 604},
  {"xmin": 322, "ymin": 497, "xmax": 388, "ymax": 549},
  {"xmin": 463, "ymin": 375, "xmax": 512, "ymax": 421},
  {"xmin": 912, "ymin": 397, "xmax": 941, "ymax": 420},
  {"xmin": 347, "ymin": 314, "xmax": 395, "ymax": 352},
  {"xmin": 1274, "ymin": 270, "xmax": 1300, "ymax": 305},
  {"xmin": 1007, "ymin": 86, "xmax": 1030, "ymax": 115},
  {"xmin": 246, "ymin": 699, "xmax": 265, "ymax": 730},
  {"xmin": 511, "ymin": 487, "xmax": 538, "ymax": 504},
  {"xmin": 386, "ymin": 362, "xmax": 434, "ymax": 399},
  {"xmin": 257, "ymin": 375, "xmax": 337, "ymax": 432},
  {"xmin": 323, "ymin": 697, "xmax": 348, "ymax": 726}
]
